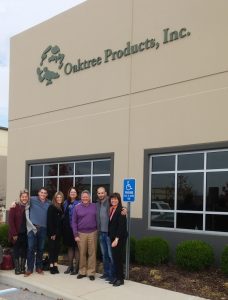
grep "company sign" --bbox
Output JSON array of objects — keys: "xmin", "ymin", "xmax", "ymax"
[{"xmin": 37, "ymin": 27, "xmax": 191, "ymax": 86}]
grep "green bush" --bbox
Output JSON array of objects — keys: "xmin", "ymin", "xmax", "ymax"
[
  {"xmin": 176, "ymin": 240, "xmax": 214, "ymax": 271},
  {"xmin": 221, "ymin": 245, "xmax": 228, "ymax": 275},
  {"xmin": 135, "ymin": 236, "xmax": 169, "ymax": 266},
  {"xmin": 130, "ymin": 236, "xmax": 137, "ymax": 263},
  {"xmin": 0, "ymin": 223, "xmax": 10, "ymax": 248}
]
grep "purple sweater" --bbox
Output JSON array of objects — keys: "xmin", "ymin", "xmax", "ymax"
[{"xmin": 72, "ymin": 202, "xmax": 97, "ymax": 237}]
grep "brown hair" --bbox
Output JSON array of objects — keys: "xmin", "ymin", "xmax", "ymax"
[
  {"xmin": 109, "ymin": 192, "xmax": 123, "ymax": 209},
  {"xmin": 67, "ymin": 186, "xmax": 78, "ymax": 202}
]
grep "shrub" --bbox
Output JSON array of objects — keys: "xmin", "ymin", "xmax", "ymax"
[
  {"xmin": 221, "ymin": 245, "xmax": 228, "ymax": 275},
  {"xmin": 135, "ymin": 236, "xmax": 169, "ymax": 266},
  {"xmin": 130, "ymin": 236, "xmax": 137, "ymax": 263},
  {"xmin": 0, "ymin": 223, "xmax": 10, "ymax": 248},
  {"xmin": 176, "ymin": 240, "xmax": 214, "ymax": 271}
]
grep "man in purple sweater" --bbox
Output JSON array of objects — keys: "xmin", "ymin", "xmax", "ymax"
[{"xmin": 72, "ymin": 190, "xmax": 97, "ymax": 280}]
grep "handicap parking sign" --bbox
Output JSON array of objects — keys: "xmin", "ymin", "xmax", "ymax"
[{"xmin": 123, "ymin": 178, "xmax": 136, "ymax": 202}]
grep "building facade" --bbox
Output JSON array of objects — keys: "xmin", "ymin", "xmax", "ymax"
[
  {"xmin": 8, "ymin": 0, "xmax": 228, "ymax": 259},
  {"xmin": 0, "ymin": 126, "xmax": 7, "ymax": 207}
]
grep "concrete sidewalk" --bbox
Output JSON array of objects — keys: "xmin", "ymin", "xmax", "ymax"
[{"xmin": 0, "ymin": 265, "xmax": 206, "ymax": 300}]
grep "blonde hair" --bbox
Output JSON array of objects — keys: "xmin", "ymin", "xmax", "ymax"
[
  {"xmin": 19, "ymin": 189, "xmax": 29, "ymax": 198},
  {"xmin": 52, "ymin": 191, "xmax": 64, "ymax": 209}
]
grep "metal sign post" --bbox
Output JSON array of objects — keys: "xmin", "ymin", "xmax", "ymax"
[{"xmin": 123, "ymin": 178, "xmax": 136, "ymax": 280}]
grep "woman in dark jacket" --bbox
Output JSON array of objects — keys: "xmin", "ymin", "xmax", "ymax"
[
  {"xmin": 47, "ymin": 191, "xmax": 64, "ymax": 274},
  {"xmin": 9, "ymin": 189, "xmax": 29, "ymax": 274},
  {"xmin": 62, "ymin": 187, "xmax": 80, "ymax": 275},
  {"xmin": 109, "ymin": 193, "xmax": 127, "ymax": 287}
]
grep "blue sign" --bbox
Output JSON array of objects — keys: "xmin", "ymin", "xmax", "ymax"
[{"xmin": 123, "ymin": 178, "xmax": 136, "ymax": 202}]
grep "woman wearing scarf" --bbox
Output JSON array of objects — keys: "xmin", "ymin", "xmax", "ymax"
[{"xmin": 9, "ymin": 189, "xmax": 29, "ymax": 275}]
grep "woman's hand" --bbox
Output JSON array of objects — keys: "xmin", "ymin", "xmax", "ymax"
[
  {"xmin": 121, "ymin": 207, "xmax": 127, "ymax": 216},
  {"xmin": 12, "ymin": 235, "xmax": 18, "ymax": 241},
  {"xmin": 51, "ymin": 235, "xmax": 56, "ymax": 240},
  {"xmin": 112, "ymin": 238, "xmax": 119, "ymax": 247}
]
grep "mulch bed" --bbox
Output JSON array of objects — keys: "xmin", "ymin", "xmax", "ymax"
[{"xmin": 129, "ymin": 263, "xmax": 228, "ymax": 300}]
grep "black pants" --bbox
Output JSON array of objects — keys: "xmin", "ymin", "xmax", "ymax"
[
  {"xmin": 112, "ymin": 239, "xmax": 126, "ymax": 280},
  {"xmin": 48, "ymin": 236, "xmax": 61, "ymax": 264},
  {"xmin": 13, "ymin": 233, "xmax": 27, "ymax": 259}
]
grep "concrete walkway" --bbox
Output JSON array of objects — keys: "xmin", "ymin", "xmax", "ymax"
[{"xmin": 0, "ymin": 265, "xmax": 206, "ymax": 300}]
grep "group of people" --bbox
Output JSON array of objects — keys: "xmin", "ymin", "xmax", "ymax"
[{"xmin": 8, "ymin": 186, "xmax": 127, "ymax": 287}]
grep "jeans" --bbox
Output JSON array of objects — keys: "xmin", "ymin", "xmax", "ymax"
[
  {"xmin": 99, "ymin": 232, "xmax": 114, "ymax": 279},
  {"xmin": 27, "ymin": 227, "xmax": 47, "ymax": 272}
]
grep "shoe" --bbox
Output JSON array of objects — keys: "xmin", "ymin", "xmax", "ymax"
[
  {"xmin": 53, "ymin": 266, "xmax": 59, "ymax": 274},
  {"xmin": 77, "ymin": 274, "xmax": 86, "ymax": 279},
  {"xmin": 24, "ymin": 271, "xmax": 32, "ymax": 277},
  {"xmin": 64, "ymin": 266, "xmax": 73, "ymax": 274},
  {"xmin": 50, "ymin": 267, "xmax": 55, "ymax": 274},
  {"xmin": 105, "ymin": 277, "xmax": 112, "ymax": 282},
  {"xmin": 109, "ymin": 278, "xmax": 117, "ymax": 284},
  {"xmin": 89, "ymin": 275, "xmax": 95, "ymax": 281},
  {"xmin": 99, "ymin": 274, "xmax": 107, "ymax": 279},
  {"xmin": 113, "ymin": 279, "xmax": 124, "ymax": 287},
  {"xmin": 36, "ymin": 268, "xmax": 44, "ymax": 274},
  {"xmin": 70, "ymin": 263, "xmax": 79, "ymax": 275}
]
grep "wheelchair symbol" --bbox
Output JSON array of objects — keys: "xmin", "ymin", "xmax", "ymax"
[{"xmin": 126, "ymin": 181, "xmax": 133, "ymax": 191}]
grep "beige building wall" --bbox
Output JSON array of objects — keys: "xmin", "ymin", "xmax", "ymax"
[
  {"xmin": 7, "ymin": 0, "xmax": 228, "ymax": 222},
  {"xmin": 0, "ymin": 128, "xmax": 8, "ymax": 206}
]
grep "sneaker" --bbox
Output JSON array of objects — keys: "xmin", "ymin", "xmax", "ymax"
[
  {"xmin": 77, "ymin": 274, "xmax": 86, "ymax": 279},
  {"xmin": 89, "ymin": 275, "xmax": 95, "ymax": 281},
  {"xmin": 109, "ymin": 278, "xmax": 117, "ymax": 284},
  {"xmin": 113, "ymin": 279, "xmax": 124, "ymax": 287}
]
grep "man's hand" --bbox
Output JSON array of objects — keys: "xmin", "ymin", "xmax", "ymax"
[
  {"xmin": 10, "ymin": 201, "xmax": 17, "ymax": 209},
  {"xmin": 12, "ymin": 235, "xmax": 18, "ymax": 241},
  {"xmin": 75, "ymin": 236, "xmax": 80, "ymax": 242}
]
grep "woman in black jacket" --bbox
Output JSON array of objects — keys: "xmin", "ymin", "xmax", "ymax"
[
  {"xmin": 109, "ymin": 193, "xmax": 127, "ymax": 287},
  {"xmin": 47, "ymin": 191, "xmax": 64, "ymax": 274}
]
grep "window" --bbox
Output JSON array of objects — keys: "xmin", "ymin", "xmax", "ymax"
[
  {"xmin": 29, "ymin": 158, "xmax": 111, "ymax": 201},
  {"xmin": 149, "ymin": 150, "xmax": 228, "ymax": 234}
]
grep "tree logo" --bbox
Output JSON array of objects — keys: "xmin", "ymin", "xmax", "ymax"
[{"xmin": 37, "ymin": 45, "xmax": 65, "ymax": 86}]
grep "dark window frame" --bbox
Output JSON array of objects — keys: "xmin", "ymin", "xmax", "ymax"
[
  {"xmin": 26, "ymin": 153, "xmax": 114, "ymax": 201},
  {"xmin": 144, "ymin": 142, "xmax": 228, "ymax": 236}
]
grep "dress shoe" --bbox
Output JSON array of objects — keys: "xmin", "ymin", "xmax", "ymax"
[
  {"xmin": 77, "ymin": 274, "xmax": 86, "ymax": 279},
  {"xmin": 99, "ymin": 274, "xmax": 107, "ymax": 279},
  {"xmin": 113, "ymin": 279, "xmax": 124, "ymax": 287},
  {"xmin": 53, "ymin": 266, "xmax": 59, "ymax": 274},
  {"xmin": 64, "ymin": 266, "xmax": 73, "ymax": 274},
  {"xmin": 109, "ymin": 278, "xmax": 117, "ymax": 284},
  {"xmin": 24, "ymin": 271, "xmax": 32, "ymax": 277},
  {"xmin": 89, "ymin": 275, "xmax": 95, "ymax": 281},
  {"xmin": 36, "ymin": 268, "xmax": 44, "ymax": 274},
  {"xmin": 50, "ymin": 267, "xmax": 55, "ymax": 274}
]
